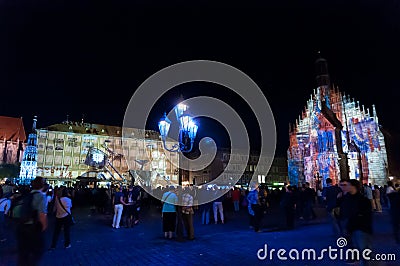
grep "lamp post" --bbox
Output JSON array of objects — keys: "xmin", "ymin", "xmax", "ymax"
[
  {"xmin": 158, "ymin": 101, "xmax": 199, "ymax": 185},
  {"xmin": 158, "ymin": 102, "xmax": 199, "ymax": 153}
]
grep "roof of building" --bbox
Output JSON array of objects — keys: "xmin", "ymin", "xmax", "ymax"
[
  {"xmin": 0, "ymin": 116, "xmax": 26, "ymax": 142},
  {"xmin": 40, "ymin": 121, "xmax": 162, "ymax": 140}
]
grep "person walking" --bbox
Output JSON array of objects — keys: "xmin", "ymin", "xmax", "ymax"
[
  {"xmin": 2, "ymin": 179, "xmax": 15, "ymax": 198},
  {"xmin": 16, "ymin": 177, "xmax": 48, "ymax": 266},
  {"xmin": 380, "ymin": 185, "xmax": 388, "ymax": 207},
  {"xmin": 373, "ymin": 185, "xmax": 382, "ymax": 213},
  {"xmin": 343, "ymin": 180, "xmax": 373, "ymax": 266},
  {"xmin": 181, "ymin": 187, "xmax": 195, "ymax": 240},
  {"xmin": 213, "ymin": 188, "xmax": 225, "ymax": 224},
  {"xmin": 303, "ymin": 182, "xmax": 317, "ymax": 220},
  {"xmin": 247, "ymin": 182, "xmax": 263, "ymax": 232},
  {"xmin": 337, "ymin": 179, "xmax": 359, "ymax": 264},
  {"xmin": 49, "ymin": 187, "xmax": 73, "ymax": 250},
  {"xmin": 232, "ymin": 187, "xmax": 241, "ymax": 212},
  {"xmin": 386, "ymin": 181, "xmax": 400, "ymax": 244},
  {"xmin": 112, "ymin": 186, "xmax": 126, "ymax": 229},
  {"xmin": 132, "ymin": 184, "xmax": 142, "ymax": 225},
  {"xmin": 124, "ymin": 185, "xmax": 136, "ymax": 228},
  {"xmin": 280, "ymin": 185, "xmax": 296, "ymax": 230},
  {"xmin": 198, "ymin": 187, "xmax": 212, "ymax": 225},
  {"xmin": 322, "ymin": 178, "xmax": 342, "ymax": 236},
  {"xmin": 0, "ymin": 196, "xmax": 11, "ymax": 242},
  {"xmin": 175, "ymin": 186, "xmax": 185, "ymax": 241},
  {"xmin": 363, "ymin": 183, "xmax": 375, "ymax": 211},
  {"xmin": 161, "ymin": 186, "xmax": 178, "ymax": 239},
  {"xmin": 296, "ymin": 185, "xmax": 305, "ymax": 220},
  {"xmin": 317, "ymin": 189, "xmax": 323, "ymax": 206}
]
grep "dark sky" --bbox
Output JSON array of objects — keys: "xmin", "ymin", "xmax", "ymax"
[{"xmin": 1, "ymin": 1, "xmax": 400, "ymax": 163}]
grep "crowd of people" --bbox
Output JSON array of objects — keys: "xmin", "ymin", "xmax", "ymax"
[
  {"xmin": 321, "ymin": 178, "xmax": 400, "ymax": 265},
  {"xmin": 0, "ymin": 177, "xmax": 75, "ymax": 265},
  {"xmin": 1, "ymin": 177, "xmax": 400, "ymax": 266}
]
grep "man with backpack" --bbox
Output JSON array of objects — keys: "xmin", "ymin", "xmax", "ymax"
[{"xmin": 16, "ymin": 176, "xmax": 48, "ymax": 266}]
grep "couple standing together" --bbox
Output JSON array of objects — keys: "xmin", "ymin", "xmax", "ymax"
[
  {"xmin": 161, "ymin": 186, "xmax": 195, "ymax": 240},
  {"xmin": 112, "ymin": 185, "xmax": 141, "ymax": 229}
]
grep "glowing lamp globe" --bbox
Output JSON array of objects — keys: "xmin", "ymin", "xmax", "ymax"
[
  {"xmin": 174, "ymin": 103, "xmax": 188, "ymax": 122},
  {"xmin": 187, "ymin": 120, "xmax": 198, "ymax": 140},
  {"xmin": 158, "ymin": 113, "xmax": 171, "ymax": 139}
]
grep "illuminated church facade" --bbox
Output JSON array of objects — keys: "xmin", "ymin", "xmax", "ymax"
[
  {"xmin": 19, "ymin": 116, "xmax": 38, "ymax": 184},
  {"xmin": 287, "ymin": 56, "xmax": 388, "ymax": 188}
]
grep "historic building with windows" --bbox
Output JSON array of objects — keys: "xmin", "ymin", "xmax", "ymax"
[
  {"xmin": 19, "ymin": 119, "xmax": 179, "ymax": 187},
  {"xmin": 287, "ymin": 56, "xmax": 388, "ymax": 188},
  {"xmin": 188, "ymin": 148, "xmax": 288, "ymax": 188}
]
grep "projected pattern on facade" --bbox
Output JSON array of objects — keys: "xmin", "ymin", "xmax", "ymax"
[
  {"xmin": 32, "ymin": 122, "xmax": 179, "ymax": 187},
  {"xmin": 288, "ymin": 84, "xmax": 388, "ymax": 187}
]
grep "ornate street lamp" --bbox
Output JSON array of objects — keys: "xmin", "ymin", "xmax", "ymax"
[{"xmin": 158, "ymin": 102, "xmax": 199, "ymax": 153}]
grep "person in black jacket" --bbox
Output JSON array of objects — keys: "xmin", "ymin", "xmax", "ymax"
[
  {"xmin": 341, "ymin": 179, "xmax": 372, "ymax": 266},
  {"xmin": 322, "ymin": 178, "xmax": 342, "ymax": 236},
  {"xmin": 280, "ymin": 185, "xmax": 296, "ymax": 230},
  {"xmin": 303, "ymin": 182, "xmax": 317, "ymax": 220},
  {"xmin": 386, "ymin": 181, "xmax": 400, "ymax": 244}
]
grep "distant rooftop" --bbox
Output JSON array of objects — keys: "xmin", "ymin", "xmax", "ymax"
[
  {"xmin": 39, "ymin": 121, "xmax": 161, "ymax": 140},
  {"xmin": 0, "ymin": 116, "xmax": 26, "ymax": 142}
]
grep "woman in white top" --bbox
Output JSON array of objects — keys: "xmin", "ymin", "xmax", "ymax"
[{"xmin": 49, "ymin": 187, "xmax": 73, "ymax": 249}]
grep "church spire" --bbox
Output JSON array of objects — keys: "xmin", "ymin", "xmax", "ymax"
[
  {"xmin": 315, "ymin": 51, "xmax": 330, "ymax": 87},
  {"xmin": 20, "ymin": 116, "xmax": 39, "ymax": 184},
  {"xmin": 32, "ymin": 115, "xmax": 37, "ymax": 132}
]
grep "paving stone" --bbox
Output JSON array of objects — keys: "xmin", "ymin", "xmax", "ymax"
[{"xmin": 0, "ymin": 205, "xmax": 398, "ymax": 266}]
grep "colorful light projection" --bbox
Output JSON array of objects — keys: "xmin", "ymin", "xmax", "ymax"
[
  {"xmin": 19, "ymin": 117, "xmax": 38, "ymax": 184},
  {"xmin": 33, "ymin": 123, "xmax": 179, "ymax": 186},
  {"xmin": 288, "ymin": 86, "xmax": 388, "ymax": 187}
]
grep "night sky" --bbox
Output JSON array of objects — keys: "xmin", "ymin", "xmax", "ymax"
[{"xmin": 1, "ymin": 1, "xmax": 399, "ymax": 170}]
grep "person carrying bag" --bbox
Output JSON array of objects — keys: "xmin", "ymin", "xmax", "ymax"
[
  {"xmin": 49, "ymin": 188, "xmax": 73, "ymax": 250},
  {"xmin": 58, "ymin": 196, "xmax": 75, "ymax": 226}
]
